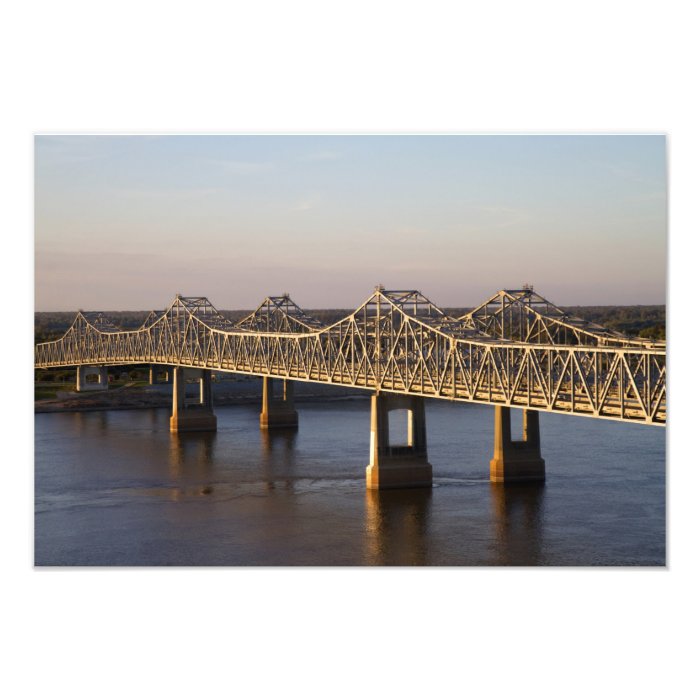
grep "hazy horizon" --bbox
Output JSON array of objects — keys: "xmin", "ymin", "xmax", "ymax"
[
  {"xmin": 35, "ymin": 135, "xmax": 667, "ymax": 311},
  {"xmin": 34, "ymin": 295, "xmax": 667, "ymax": 315}
]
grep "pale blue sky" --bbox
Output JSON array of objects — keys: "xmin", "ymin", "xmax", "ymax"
[{"xmin": 34, "ymin": 135, "xmax": 666, "ymax": 311}]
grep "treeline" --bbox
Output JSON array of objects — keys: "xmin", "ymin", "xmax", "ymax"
[
  {"xmin": 34, "ymin": 311, "xmax": 155, "ymax": 343},
  {"xmin": 560, "ymin": 305, "xmax": 665, "ymax": 340},
  {"xmin": 444, "ymin": 305, "xmax": 666, "ymax": 340},
  {"xmin": 35, "ymin": 304, "xmax": 666, "ymax": 343},
  {"xmin": 34, "ymin": 309, "xmax": 346, "ymax": 342}
]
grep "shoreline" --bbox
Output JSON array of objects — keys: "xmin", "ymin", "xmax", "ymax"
[{"xmin": 34, "ymin": 390, "xmax": 369, "ymax": 414}]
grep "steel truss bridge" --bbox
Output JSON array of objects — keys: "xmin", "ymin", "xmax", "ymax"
[{"xmin": 34, "ymin": 287, "xmax": 666, "ymax": 426}]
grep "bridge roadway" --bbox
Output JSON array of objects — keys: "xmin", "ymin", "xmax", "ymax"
[{"xmin": 35, "ymin": 287, "xmax": 666, "ymax": 489}]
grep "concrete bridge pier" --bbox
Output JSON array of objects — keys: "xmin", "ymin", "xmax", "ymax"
[
  {"xmin": 489, "ymin": 406, "xmax": 545, "ymax": 483},
  {"xmin": 366, "ymin": 393, "xmax": 433, "ymax": 490},
  {"xmin": 149, "ymin": 364, "xmax": 171, "ymax": 384},
  {"xmin": 260, "ymin": 377, "xmax": 298, "ymax": 429},
  {"xmin": 76, "ymin": 365, "xmax": 109, "ymax": 392},
  {"xmin": 170, "ymin": 367, "xmax": 217, "ymax": 433}
]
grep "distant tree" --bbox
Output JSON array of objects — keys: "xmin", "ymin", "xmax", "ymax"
[{"xmin": 639, "ymin": 324, "xmax": 666, "ymax": 341}]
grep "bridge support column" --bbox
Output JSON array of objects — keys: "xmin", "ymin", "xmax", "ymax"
[
  {"xmin": 260, "ymin": 377, "xmax": 298, "ymax": 429},
  {"xmin": 76, "ymin": 366, "xmax": 109, "ymax": 392},
  {"xmin": 169, "ymin": 368, "xmax": 217, "ymax": 433},
  {"xmin": 489, "ymin": 407, "xmax": 545, "ymax": 483},
  {"xmin": 366, "ymin": 393, "xmax": 432, "ymax": 490},
  {"xmin": 149, "ymin": 364, "xmax": 171, "ymax": 384}
]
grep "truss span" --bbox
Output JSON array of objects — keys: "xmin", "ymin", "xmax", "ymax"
[
  {"xmin": 460, "ymin": 288, "xmax": 664, "ymax": 348},
  {"xmin": 35, "ymin": 288, "xmax": 666, "ymax": 425}
]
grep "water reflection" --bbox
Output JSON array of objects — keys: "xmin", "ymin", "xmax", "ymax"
[
  {"xmin": 260, "ymin": 429, "xmax": 298, "ymax": 491},
  {"xmin": 167, "ymin": 432, "xmax": 216, "ymax": 500},
  {"xmin": 96, "ymin": 411, "xmax": 109, "ymax": 435},
  {"xmin": 71, "ymin": 410, "xmax": 110, "ymax": 436},
  {"xmin": 260, "ymin": 428, "xmax": 298, "ymax": 455},
  {"xmin": 364, "ymin": 488, "xmax": 432, "ymax": 565},
  {"xmin": 71, "ymin": 411, "xmax": 87, "ymax": 435},
  {"xmin": 489, "ymin": 483, "xmax": 545, "ymax": 565},
  {"xmin": 149, "ymin": 409, "xmax": 161, "ymax": 429}
]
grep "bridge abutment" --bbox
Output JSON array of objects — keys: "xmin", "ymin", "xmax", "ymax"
[
  {"xmin": 489, "ymin": 406, "xmax": 545, "ymax": 483},
  {"xmin": 366, "ymin": 393, "xmax": 433, "ymax": 490},
  {"xmin": 260, "ymin": 377, "xmax": 298, "ymax": 429},
  {"xmin": 170, "ymin": 368, "xmax": 217, "ymax": 432},
  {"xmin": 76, "ymin": 366, "xmax": 109, "ymax": 392}
]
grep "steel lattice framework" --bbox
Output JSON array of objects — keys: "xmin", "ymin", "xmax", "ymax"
[
  {"xmin": 459, "ymin": 287, "xmax": 664, "ymax": 348},
  {"xmin": 35, "ymin": 287, "xmax": 666, "ymax": 425}
]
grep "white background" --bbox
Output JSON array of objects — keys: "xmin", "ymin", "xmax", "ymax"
[{"xmin": 2, "ymin": 2, "xmax": 698, "ymax": 698}]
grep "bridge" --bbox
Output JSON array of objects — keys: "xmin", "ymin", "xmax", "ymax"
[{"xmin": 35, "ymin": 287, "xmax": 666, "ymax": 489}]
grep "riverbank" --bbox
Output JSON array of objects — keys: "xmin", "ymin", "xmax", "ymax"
[{"xmin": 34, "ymin": 378, "xmax": 368, "ymax": 413}]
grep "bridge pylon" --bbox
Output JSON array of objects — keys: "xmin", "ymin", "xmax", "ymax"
[
  {"xmin": 489, "ymin": 406, "xmax": 545, "ymax": 483},
  {"xmin": 366, "ymin": 393, "xmax": 433, "ymax": 490},
  {"xmin": 260, "ymin": 377, "xmax": 298, "ymax": 429},
  {"xmin": 169, "ymin": 368, "xmax": 217, "ymax": 433},
  {"xmin": 149, "ymin": 364, "xmax": 171, "ymax": 384},
  {"xmin": 76, "ymin": 366, "xmax": 108, "ymax": 392}
]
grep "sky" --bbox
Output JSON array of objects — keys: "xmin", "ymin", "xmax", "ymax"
[{"xmin": 34, "ymin": 135, "xmax": 667, "ymax": 311}]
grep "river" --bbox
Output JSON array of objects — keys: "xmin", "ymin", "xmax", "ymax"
[{"xmin": 34, "ymin": 398, "xmax": 665, "ymax": 566}]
